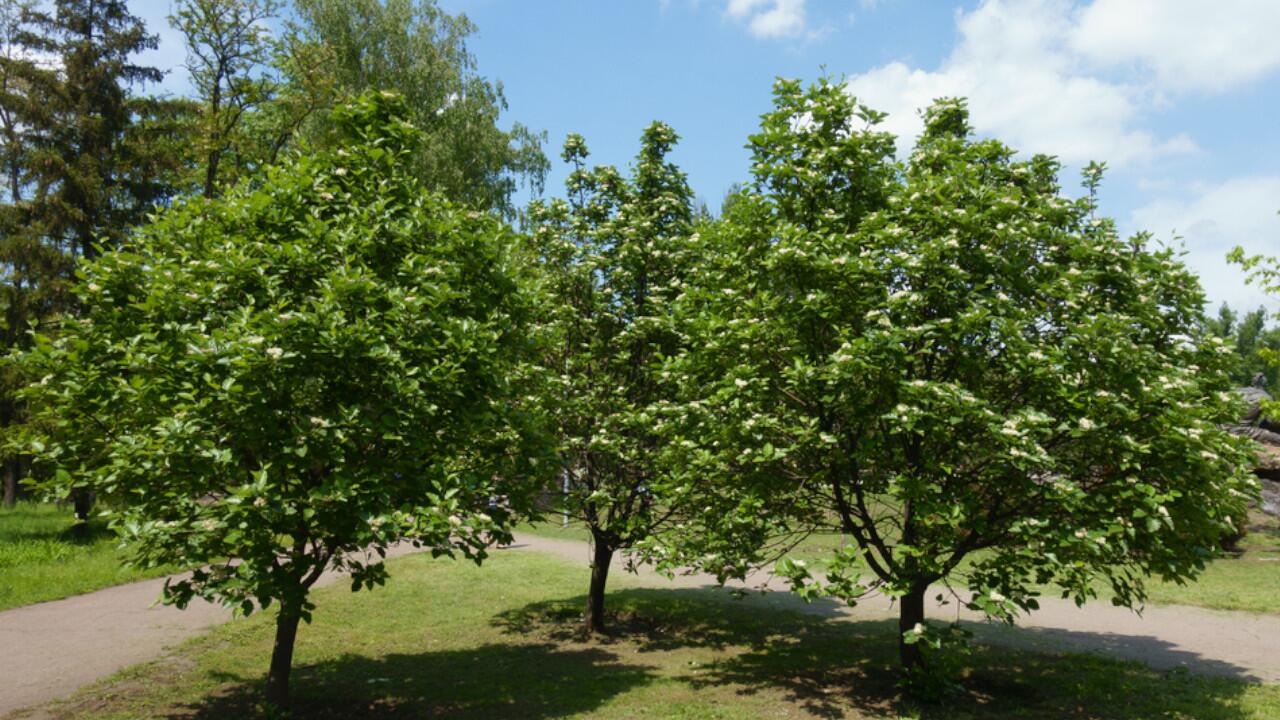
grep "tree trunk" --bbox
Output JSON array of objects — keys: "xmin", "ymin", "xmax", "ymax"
[
  {"xmin": 584, "ymin": 537, "xmax": 614, "ymax": 635},
  {"xmin": 898, "ymin": 585, "xmax": 927, "ymax": 673},
  {"xmin": 203, "ymin": 147, "xmax": 222, "ymax": 199},
  {"xmin": 2, "ymin": 460, "xmax": 15, "ymax": 508},
  {"xmin": 69, "ymin": 489, "xmax": 93, "ymax": 539},
  {"xmin": 265, "ymin": 608, "xmax": 302, "ymax": 711}
]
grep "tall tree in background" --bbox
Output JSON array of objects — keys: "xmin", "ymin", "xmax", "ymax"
[
  {"xmin": 14, "ymin": 0, "xmax": 179, "ymax": 259},
  {"xmin": 528, "ymin": 123, "xmax": 696, "ymax": 633},
  {"xmin": 171, "ymin": 0, "xmax": 280, "ymax": 198},
  {"xmin": 283, "ymin": 0, "xmax": 547, "ymax": 215},
  {"xmin": 0, "ymin": 0, "xmax": 34, "ymax": 204},
  {"xmin": 0, "ymin": 0, "xmax": 182, "ymax": 517},
  {"xmin": 1203, "ymin": 303, "xmax": 1280, "ymax": 388},
  {"xmin": 0, "ymin": 0, "xmax": 55, "ymax": 507}
]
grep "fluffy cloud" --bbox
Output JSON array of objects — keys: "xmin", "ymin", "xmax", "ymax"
[
  {"xmin": 725, "ymin": 0, "xmax": 808, "ymax": 39},
  {"xmin": 846, "ymin": 0, "xmax": 1278, "ymax": 166},
  {"xmin": 1130, "ymin": 177, "xmax": 1280, "ymax": 311},
  {"xmin": 1071, "ymin": 0, "xmax": 1280, "ymax": 93}
]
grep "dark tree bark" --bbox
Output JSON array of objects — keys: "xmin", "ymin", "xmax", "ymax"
[
  {"xmin": 69, "ymin": 488, "xmax": 94, "ymax": 539},
  {"xmin": 2, "ymin": 459, "xmax": 15, "ymax": 507},
  {"xmin": 898, "ymin": 584, "xmax": 927, "ymax": 672},
  {"xmin": 584, "ymin": 535, "xmax": 614, "ymax": 634},
  {"xmin": 265, "ymin": 607, "xmax": 302, "ymax": 711}
]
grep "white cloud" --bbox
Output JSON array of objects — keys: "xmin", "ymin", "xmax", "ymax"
[
  {"xmin": 1130, "ymin": 177, "xmax": 1280, "ymax": 312},
  {"xmin": 1070, "ymin": 0, "xmax": 1280, "ymax": 93},
  {"xmin": 725, "ymin": 0, "xmax": 808, "ymax": 39},
  {"xmin": 845, "ymin": 0, "xmax": 1280, "ymax": 167}
]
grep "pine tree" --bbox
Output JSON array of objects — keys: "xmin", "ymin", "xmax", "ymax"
[
  {"xmin": 15, "ymin": 0, "xmax": 175, "ymax": 259},
  {"xmin": 0, "ymin": 0, "xmax": 69, "ymax": 507},
  {"xmin": 0, "ymin": 0, "xmax": 182, "ymax": 512}
]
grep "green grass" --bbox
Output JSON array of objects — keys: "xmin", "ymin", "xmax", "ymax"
[
  {"xmin": 522, "ymin": 511, "xmax": 1280, "ymax": 615},
  {"xmin": 517, "ymin": 519, "xmax": 591, "ymax": 542},
  {"xmin": 25, "ymin": 547, "xmax": 1280, "ymax": 719},
  {"xmin": 0, "ymin": 502, "xmax": 178, "ymax": 611},
  {"xmin": 1136, "ymin": 512, "xmax": 1280, "ymax": 613}
]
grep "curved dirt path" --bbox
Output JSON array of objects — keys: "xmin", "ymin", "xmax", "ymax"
[
  {"xmin": 2, "ymin": 534, "xmax": 1277, "ymax": 717},
  {"xmin": 0, "ymin": 544, "xmax": 425, "ymax": 718}
]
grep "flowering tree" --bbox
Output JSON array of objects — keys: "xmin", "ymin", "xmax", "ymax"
[
  {"xmin": 527, "ymin": 123, "xmax": 697, "ymax": 633},
  {"xmin": 656, "ymin": 77, "xmax": 1257, "ymax": 682},
  {"xmin": 18, "ymin": 92, "xmax": 546, "ymax": 710}
]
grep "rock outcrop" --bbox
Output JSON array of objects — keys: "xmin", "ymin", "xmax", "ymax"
[{"xmin": 1229, "ymin": 374, "xmax": 1280, "ymax": 517}]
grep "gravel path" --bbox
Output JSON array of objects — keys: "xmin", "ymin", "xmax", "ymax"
[{"xmin": 2, "ymin": 534, "xmax": 1277, "ymax": 717}]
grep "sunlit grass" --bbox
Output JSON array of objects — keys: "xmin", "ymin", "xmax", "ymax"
[
  {"xmin": 522, "ymin": 510, "xmax": 1280, "ymax": 615},
  {"xmin": 0, "ymin": 502, "xmax": 177, "ymax": 611},
  {"xmin": 24, "ymin": 548, "xmax": 1280, "ymax": 720}
]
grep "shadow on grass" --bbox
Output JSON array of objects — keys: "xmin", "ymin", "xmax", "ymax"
[
  {"xmin": 496, "ymin": 586, "xmax": 1261, "ymax": 720},
  {"xmin": 61, "ymin": 520, "xmax": 115, "ymax": 545},
  {"xmin": 0, "ymin": 503, "xmax": 115, "ymax": 546},
  {"xmin": 172, "ymin": 643, "xmax": 655, "ymax": 719}
]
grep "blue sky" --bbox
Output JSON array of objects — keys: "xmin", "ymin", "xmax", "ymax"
[{"xmin": 135, "ymin": 0, "xmax": 1280, "ymax": 313}]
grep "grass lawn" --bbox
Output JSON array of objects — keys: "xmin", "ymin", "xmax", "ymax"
[
  {"xmin": 1132, "ymin": 512, "xmax": 1280, "ymax": 613},
  {"xmin": 0, "ymin": 502, "xmax": 178, "ymax": 612},
  {"xmin": 521, "ymin": 510, "xmax": 1280, "ymax": 616},
  {"xmin": 25, "ymin": 547, "xmax": 1280, "ymax": 719}
]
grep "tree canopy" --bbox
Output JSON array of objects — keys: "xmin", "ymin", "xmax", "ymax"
[
  {"xmin": 527, "ymin": 122, "xmax": 697, "ymax": 633},
  {"xmin": 280, "ymin": 0, "xmax": 547, "ymax": 216},
  {"xmin": 16, "ymin": 91, "xmax": 547, "ymax": 709},
  {"xmin": 650, "ymin": 77, "xmax": 1257, "ymax": 682}
]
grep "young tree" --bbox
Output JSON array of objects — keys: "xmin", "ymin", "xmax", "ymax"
[
  {"xmin": 657, "ymin": 78, "xmax": 1257, "ymax": 680},
  {"xmin": 17, "ymin": 92, "xmax": 546, "ymax": 710},
  {"xmin": 276, "ymin": 0, "xmax": 547, "ymax": 216},
  {"xmin": 527, "ymin": 123, "xmax": 696, "ymax": 633},
  {"xmin": 171, "ymin": 0, "xmax": 281, "ymax": 198}
]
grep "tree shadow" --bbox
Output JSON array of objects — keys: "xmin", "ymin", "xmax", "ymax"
[
  {"xmin": 492, "ymin": 583, "xmax": 849, "ymax": 652},
  {"xmin": 969, "ymin": 621, "xmax": 1263, "ymax": 682},
  {"xmin": 60, "ymin": 518, "xmax": 115, "ymax": 545},
  {"xmin": 707, "ymin": 618, "xmax": 1263, "ymax": 720},
  {"xmin": 495, "ymin": 586, "xmax": 1262, "ymax": 720},
  {"xmin": 171, "ymin": 643, "xmax": 656, "ymax": 719},
  {"xmin": 0, "ymin": 505, "xmax": 115, "ymax": 546}
]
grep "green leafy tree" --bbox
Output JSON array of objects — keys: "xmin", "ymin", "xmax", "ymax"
[
  {"xmin": 657, "ymin": 78, "xmax": 1256, "ymax": 682},
  {"xmin": 17, "ymin": 92, "xmax": 546, "ymax": 710},
  {"xmin": 272, "ymin": 0, "xmax": 547, "ymax": 216},
  {"xmin": 527, "ymin": 123, "xmax": 696, "ymax": 633},
  {"xmin": 171, "ymin": 0, "xmax": 282, "ymax": 198},
  {"xmin": 1201, "ymin": 304, "xmax": 1280, "ymax": 388}
]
